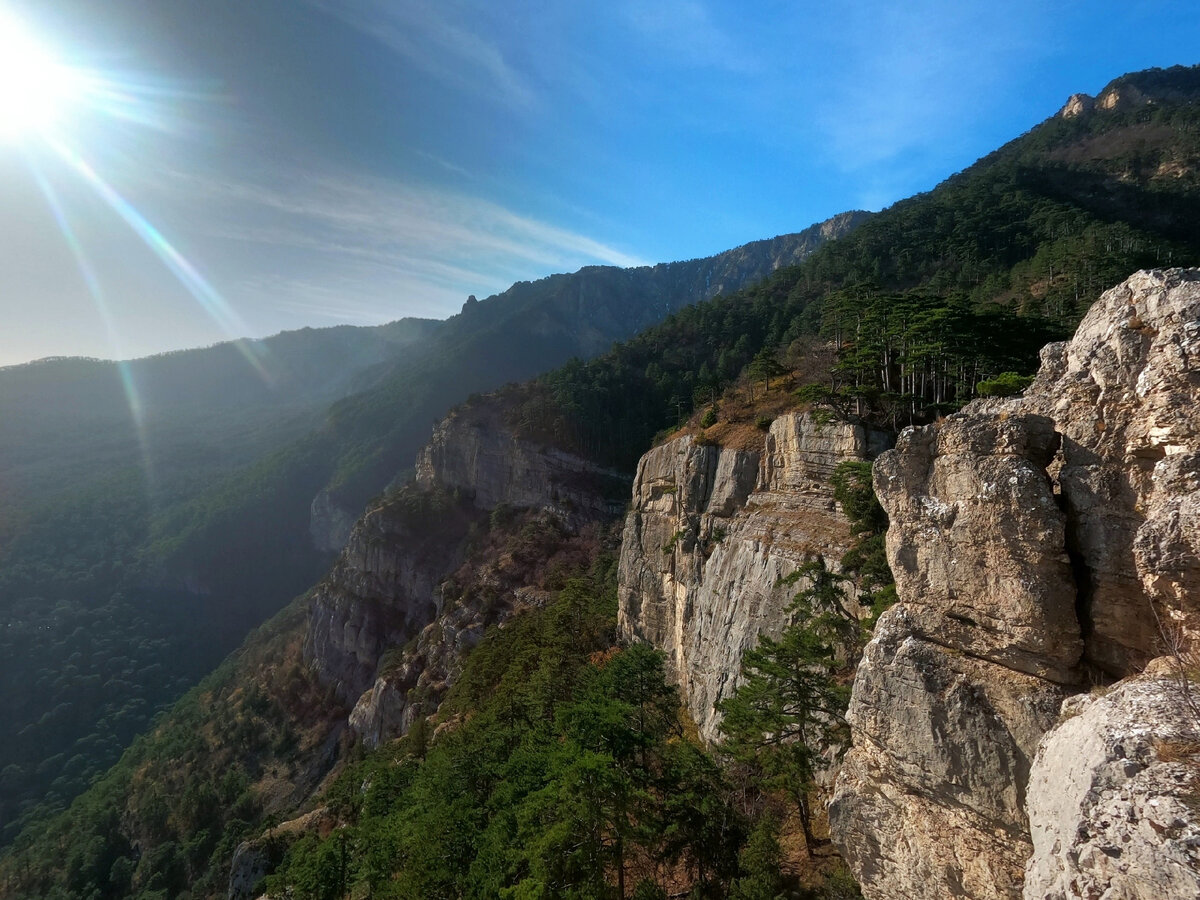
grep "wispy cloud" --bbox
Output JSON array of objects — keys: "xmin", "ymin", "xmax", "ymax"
[
  {"xmin": 148, "ymin": 159, "xmax": 647, "ymax": 328},
  {"xmin": 309, "ymin": 0, "xmax": 538, "ymax": 111}
]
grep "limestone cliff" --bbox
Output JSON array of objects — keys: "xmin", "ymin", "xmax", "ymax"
[
  {"xmin": 415, "ymin": 401, "xmax": 628, "ymax": 525},
  {"xmin": 305, "ymin": 399, "xmax": 624, "ymax": 745},
  {"xmin": 617, "ymin": 414, "xmax": 889, "ymax": 741},
  {"xmin": 831, "ymin": 269, "xmax": 1200, "ymax": 900}
]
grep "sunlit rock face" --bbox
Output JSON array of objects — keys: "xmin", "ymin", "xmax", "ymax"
[
  {"xmin": 1024, "ymin": 669, "xmax": 1200, "ymax": 900},
  {"xmin": 1019, "ymin": 268, "xmax": 1200, "ymax": 675},
  {"xmin": 617, "ymin": 414, "xmax": 889, "ymax": 742},
  {"xmin": 831, "ymin": 270, "xmax": 1200, "ymax": 900},
  {"xmin": 831, "ymin": 416, "xmax": 1079, "ymax": 900},
  {"xmin": 415, "ymin": 400, "xmax": 628, "ymax": 527}
]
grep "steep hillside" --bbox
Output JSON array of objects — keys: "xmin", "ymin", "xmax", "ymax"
[
  {"xmin": 0, "ymin": 318, "xmax": 438, "ymax": 843},
  {"xmin": 0, "ymin": 394, "xmax": 632, "ymax": 898}
]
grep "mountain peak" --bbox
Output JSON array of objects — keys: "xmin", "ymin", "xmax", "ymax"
[{"xmin": 1058, "ymin": 92, "xmax": 1094, "ymax": 118}]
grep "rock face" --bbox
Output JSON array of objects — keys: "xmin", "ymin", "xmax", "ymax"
[
  {"xmin": 303, "ymin": 490, "xmax": 474, "ymax": 706},
  {"xmin": 1019, "ymin": 268, "xmax": 1200, "ymax": 674},
  {"xmin": 1024, "ymin": 670, "xmax": 1200, "ymax": 900},
  {"xmin": 1059, "ymin": 92, "xmax": 1095, "ymax": 118},
  {"xmin": 831, "ymin": 270, "xmax": 1200, "ymax": 900},
  {"xmin": 306, "ymin": 400, "xmax": 622, "ymax": 743},
  {"xmin": 873, "ymin": 413, "xmax": 1081, "ymax": 682},
  {"xmin": 831, "ymin": 607, "xmax": 1069, "ymax": 900},
  {"xmin": 415, "ymin": 401, "xmax": 628, "ymax": 526},
  {"xmin": 831, "ymin": 414, "xmax": 1080, "ymax": 900},
  {"xmin": 618, "ymin": 414, "xmax": 888, "ymax": 741},
  {"xmin": 309, "ymin": 488, "xmax": 359, "ymax": 553}
]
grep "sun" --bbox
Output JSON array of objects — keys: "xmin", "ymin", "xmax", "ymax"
[{"xmin": 0, "ymin": 12, "xmax": 84, "ymax": 142}]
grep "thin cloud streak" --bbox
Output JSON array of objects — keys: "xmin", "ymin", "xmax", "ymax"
[
  {"xmin": 310, "ymin": 0, "xmax": 538, "ymax": 111},
  {"xmin": 148, "ymin": 160, "xmax": 647, "ymax": 330}
]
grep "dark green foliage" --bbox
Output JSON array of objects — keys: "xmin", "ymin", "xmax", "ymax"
[
  {"xmin": 505, "ymin": 70, "xmax": 1200, "ymax": 464},
  {"xmin": 976, "ymin": 371, "xmax": 1037, "ymax": 397},
  {"xmin": 0, "ymin": 597, "xmax": 341, "ymax": 900},
  {"xmin": 727, "ymin": 816, "xmax": 785, "ymax": 900},
  {"xmin": 700, "ymin": 405, "xmax": 719, "ymax": 429},
  {"xmin": 265, "ymin": 565, "xmax": 746, "ymax": 900},
  {"xmin": 830, "ymin": 461, "xmax": 896, "ymax": 617},
  {"xmin": 0, "ymin": 225, "xmax": 834, "ymax": 838},
  {"xmin": 718, "ymin": 557, "xmax": 855, "ymax": 853}
]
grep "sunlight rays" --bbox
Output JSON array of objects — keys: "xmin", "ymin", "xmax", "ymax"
[
  {"xmin": 45, "ymin": 137, "xmax": 272, "ymax": 382},
  {"xmin": 25, "ymin": 155, "xmax": 156, "ymax": 488},
  {"xmin": 0, "ymin": 10, "xmax": 275, "ymax": 382},
  {"xmin": 0, "ymin": 8, "xmax": 278, "ymax": 493}
]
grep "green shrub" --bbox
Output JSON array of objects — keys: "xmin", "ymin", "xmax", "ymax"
[{"xmin": 976, "ymin": 371, "xmax": 1035, "ymax": 397}]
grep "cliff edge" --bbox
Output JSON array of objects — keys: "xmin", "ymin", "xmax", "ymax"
[{"xmin": 831, "ymin": 269, "xmax": 1200, "ymax": 899}]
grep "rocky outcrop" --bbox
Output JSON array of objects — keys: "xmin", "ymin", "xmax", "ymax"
[
  {"xmin": 831, "ymin": 270, "xmax": 1200, "ymax": 900},
  {"xmin": 830, "ymin": 607, "xmax": 1068, "ymax": 900},
  {"xmin": 1017, "ymin": 268, "xmax": 1200, "ymax": 674},
  {"xmin": 831, "ymin": 414, "xmax": 1080, "ymax": 900},
  {"xmin": 309, "ymin": 488, "xmax": 358, "ymax": 553},
  {"xmin": 618, "ymin": 414, "xmax": 888, "ymax": 741},
  {"xmin": 415, "ymin": 401, "xmax": 628, "ymax": 526},
  {"xmin": 227, "ymin": 808, "xmax": 333, "ymax": 900},
  {"xmin": 303, "ymin": 489, "xmax": 475, "ymax": 705},
  {"xmin": 1059, "ymin": 92, "xmax": 1095, "ymax": 118},
  {"xmin": 1024, "ymin": 669, "xmax": 1200, "ymax": 900},
  {"xmin": 306, "ymin": 401, "xmax": 622, "ymax": 743},
  {"xmin": 873, "ymin": 413, "xmax": 1081, "ymax": 682}
]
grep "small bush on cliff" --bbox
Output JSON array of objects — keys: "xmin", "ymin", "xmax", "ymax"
[
  {"xmin": 976, "ymin": 371, "xmax": 1036, "ymax": 397},
  {"xmin": 830, "ymin": 460, "xmax": 895, "ymax": 618}
]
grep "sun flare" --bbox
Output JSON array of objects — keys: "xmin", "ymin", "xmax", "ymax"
[{"xmin": 0, "ymin": 12, "xmax": 84, "ymax": 141}]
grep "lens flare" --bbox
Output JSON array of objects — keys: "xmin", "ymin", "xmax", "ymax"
[
  {"xmin": 3, "ymin": 10, "xmax": 276, "ymax": 385},
  {"xmin": 45, "ymin": 136, "xmax": 272, "ymax": 381},
  {"xmin": 26, "ymin": 154, "xmax": 155, "ymax": 487},
  {"xmin": 0, "ymin": 12, "xmax": 85, "ymax": 141}
]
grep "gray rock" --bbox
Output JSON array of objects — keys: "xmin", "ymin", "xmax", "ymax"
[
  {"xmin": 1016, "ymin": 269, "xmax": 1200, "ymax": 674},
  {"xmin": 307, "ymin": 399, "xmax": 619, "ymax": 744},
  {"xmin": 309, "ymin": 488, "xmax": 358, "ymax": 553},
  {"xmin": 1024, "ymin": 671, "xmax": 1200, "ymax": 900},
  {"xmin": 831, "ymin": 606, "xmax": 1069, "ymax": 900},
  {"xmin": 833, "ymin": 271, "xmax": 1200, "ymax": 899},
  {"xmin": 617, "ymin": 413, "xmax": 887, "ymax": 741}
]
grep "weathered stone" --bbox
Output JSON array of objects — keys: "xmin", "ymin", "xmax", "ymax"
[
  {"xmin": 1018, "ymin": 269, "xmax": 1200, "ymax": 674},
  {"xmin": 832, "ymin": 270, "xmax": 1200, "ymax": 900},
  {"xmin": 415, "ymin": 401, "xmax": 627, "ymax": 526},
  {"xmin": 308, "ymin": 487, "xmax": 358, "ymax": 553},
  {"xmin": 872, "ymin": 412, "xmax": 1081, "ymax": 681},
  {"xmin": 307, "ymin": 400, "xmax": 620, "ymax": 739},
  {"xmin": 618, "ymin": 413, "xmax": 887, "ymax": 741},
  {"xmin": 831, "ymin": 606, "xmax": 1069, "ymax": 900},
  {"xmin": 1024, "ymin": 671, "xmax": 1200, "ymax": 900}
]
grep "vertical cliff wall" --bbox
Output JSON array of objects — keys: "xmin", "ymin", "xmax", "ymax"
[
  {"xmin": 831, "ymin": 269, "xmax": 1200, "ymax": 900},
  {"xmin": 305, "ymin": 400, "xmax": 626, "ymax": 746},
  {"xmin": 617, "ymin": 414, "xmax": 889, "ymax": 741}
]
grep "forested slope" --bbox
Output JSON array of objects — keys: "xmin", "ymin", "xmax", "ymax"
[{"xmin": 0, "ymin": 218, "xmax": 856, "ymax": 845}]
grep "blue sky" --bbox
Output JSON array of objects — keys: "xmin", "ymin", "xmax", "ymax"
[{"xmin": 1, "ymin": 0, "xmax": 1198, "ymax": 366}]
